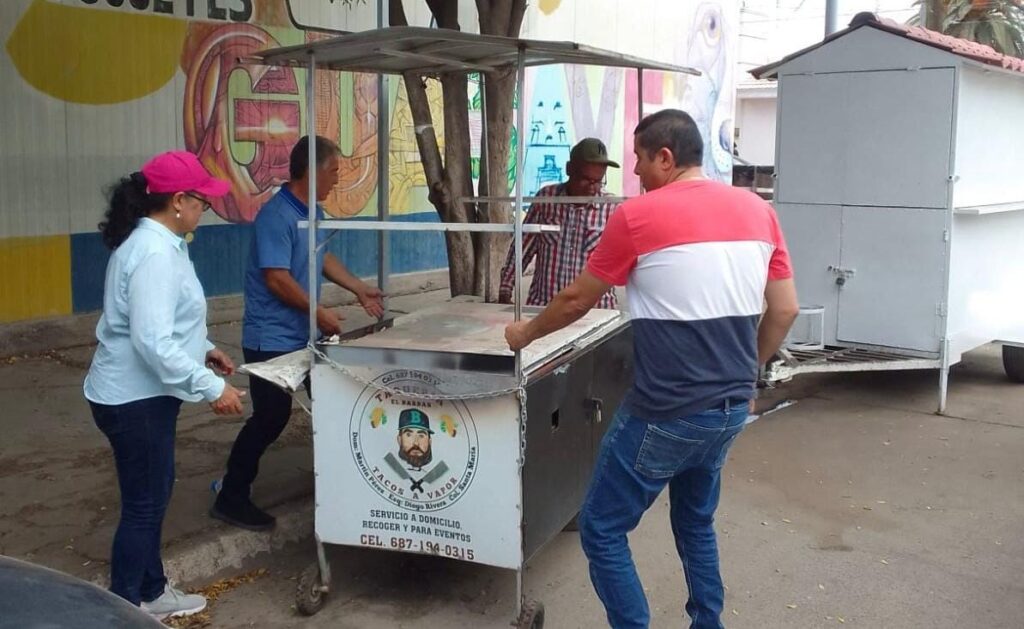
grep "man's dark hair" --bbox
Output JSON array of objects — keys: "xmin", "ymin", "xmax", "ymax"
[
  {"xmin": 633, "ymin": 109, "xmax": 703, "ymax": 169},
  {"xmin": 289, "ymin": 135, "xmax": 341, "ymax": 180}
]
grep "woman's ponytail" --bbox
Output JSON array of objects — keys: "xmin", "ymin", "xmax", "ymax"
[{"xmin": 98, "ymin": 172, "xmax": 172, "ymax": 249}]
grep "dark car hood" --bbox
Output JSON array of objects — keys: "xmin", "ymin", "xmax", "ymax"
[{"xmin": 0, "ymin": 555, "xmax": 164, "ymax": 628}]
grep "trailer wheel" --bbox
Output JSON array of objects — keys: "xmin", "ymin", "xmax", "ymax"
[
  {"xmin": 1004, "ymin": 345, "xmax": 1024, "ymax": 383},
  {"xmin": 296, "ymin": 562, "xmax": 326, "ymax": 616},
  {"xmin": 516, "ymin": 599, "xmax": 545, "ymax": 629}
]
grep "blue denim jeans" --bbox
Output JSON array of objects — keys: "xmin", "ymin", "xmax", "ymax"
[
  {"xmin": 90, "ymin": 395, "xmax": 182, "ymax": 605},
  {"xmin": 579, "ymin": 400, "xmax": 749, "ymax": 629}
]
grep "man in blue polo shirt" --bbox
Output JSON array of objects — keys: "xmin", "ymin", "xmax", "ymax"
[{"xmin": 211, "ymin": 135, "xmax": 384, "ymax": 530}]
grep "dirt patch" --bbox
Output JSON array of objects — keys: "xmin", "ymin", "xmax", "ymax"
[{"xmin": 164, "ymin": 568, "xmax": 269, "ymax": 628}]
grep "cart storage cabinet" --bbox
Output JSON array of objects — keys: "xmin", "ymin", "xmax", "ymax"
[{"xmin": 753, "ymin": 16, "xmax": 1024, "ymax": 402}]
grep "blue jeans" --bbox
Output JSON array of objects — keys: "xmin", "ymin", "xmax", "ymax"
[
  {"xmin": 579, "ymin": 400, "xmax": 749, "ymax": 629},
  {"xmin": 90, "ymin": 395, "xmax": 182, "ymax": 605}
]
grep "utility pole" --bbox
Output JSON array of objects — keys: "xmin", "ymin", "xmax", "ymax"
[{"xmin": 825, "ymin": 0, "xmax": 839, "ymax": 36}]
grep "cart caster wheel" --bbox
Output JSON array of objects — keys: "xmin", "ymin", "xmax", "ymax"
[
  {"xmin": 1004, "ymin": 345, "xmax": 1024, "ymax": 383},
  {"xmin": 296, "ymin": 562, "xmax": 326, "ymax": 616},
  {"xmin": 516, "ymin": 599, "xmax": 545, "ymax": 629}
]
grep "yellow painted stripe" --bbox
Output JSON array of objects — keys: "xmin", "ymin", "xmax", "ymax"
[
  {"xmin": 6, "ymin": 0, "xmax": 188, "ymax": 105},
  {"xmin": 0, "ymin": 235, "xmax": 72, "ymax": 323}
]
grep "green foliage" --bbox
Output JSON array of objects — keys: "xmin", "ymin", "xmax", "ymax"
[
  {"xmin": 507, "ymin": 124, "xmax": 518, "ymax": 193},
  {"xmin": 909, "ymin": 0, "xmax": 1024, "ymax": 57}
]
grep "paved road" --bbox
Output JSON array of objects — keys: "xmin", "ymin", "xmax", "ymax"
[{"xmin": 190, "ymin": 344, "xmax": 1024, "ymax": 628}]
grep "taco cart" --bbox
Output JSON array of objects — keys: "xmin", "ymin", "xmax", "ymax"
[{"xmin": 244, "ymin": 25, "xmax": 697, "ymax": 628}]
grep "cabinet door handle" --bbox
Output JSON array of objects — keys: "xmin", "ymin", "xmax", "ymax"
[{"xmin": 828, "ymin": 266, "xmax": 856, "ymax": 286}]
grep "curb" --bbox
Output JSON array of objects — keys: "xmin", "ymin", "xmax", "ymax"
[{"xmin": 88, "ymin": 496, "xmax": 314, "ymax": 589}]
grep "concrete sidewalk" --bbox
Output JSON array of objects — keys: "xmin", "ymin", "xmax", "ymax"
[{"xmin": 0, "ymin": 285, "xmax": 454, "ymax": 588}]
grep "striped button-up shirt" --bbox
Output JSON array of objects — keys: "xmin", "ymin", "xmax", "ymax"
[{"xmin": 499, "ymin": 183, "xmax": 619, "ymax": 309}]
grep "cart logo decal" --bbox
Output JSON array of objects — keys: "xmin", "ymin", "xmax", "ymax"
[{"xmin": 350, "ymin": 370, "xmax": 479, "ymax": 512}]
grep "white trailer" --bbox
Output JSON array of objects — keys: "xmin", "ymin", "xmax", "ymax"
[{"xmin": 752, "ymin": 14, "xmax": 1024, "ymax": 412}]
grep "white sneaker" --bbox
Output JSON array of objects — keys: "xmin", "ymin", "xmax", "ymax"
[{"xmin": 140, "ymin": 584, "xmax": 207, "ymax": 620}]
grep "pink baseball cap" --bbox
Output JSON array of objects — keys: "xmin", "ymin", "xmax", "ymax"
[{"xmin": 141, "ymin": 151, "xmax": 231, "ymax": 197}]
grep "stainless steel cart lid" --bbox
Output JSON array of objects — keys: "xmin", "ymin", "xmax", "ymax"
[{"xmin": 323, "ymin": 301, "xmax": 626, "ymax": 377}]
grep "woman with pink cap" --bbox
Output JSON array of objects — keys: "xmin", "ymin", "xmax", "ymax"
[{"xmin": 83, "ymin": 151, "xmax": 246, "ymax": 620}]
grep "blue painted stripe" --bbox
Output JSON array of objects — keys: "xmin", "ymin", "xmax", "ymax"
[
  {"xmin": 70, "ymin": 212, "xmax": 448, "ymax": 314},
  {"xmin": 69, "ymin": 232, "xmax": 111, "ymax": 314}
]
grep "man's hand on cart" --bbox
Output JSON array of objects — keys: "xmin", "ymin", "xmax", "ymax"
[
  {"xmin": 317, "ymin": 305, "xmax": 344, "ymax": 336},
  {"xmin": 205, "ymin": 348, "xmax": 236, "ymax": 376},
  {"xmin": 505, "ymin": 321, "xmax": 533, "ymax": 351},
  {"xmin": 356, "ymin": 285, "xmax": 386, "ymax": 319},
  {"xmin": 505, "ymin": 271, "xmax": 611, "ymax": 352},
  {"xmin": 211, "ymin": 384, "xmax": 246, "ymax": 415}
]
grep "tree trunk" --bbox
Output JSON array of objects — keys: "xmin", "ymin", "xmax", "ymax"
[
  {"xmin": 391, "ymin": 0, "xmax": 478, "ymax": 296},
  {"xmin": 430, "ymin": 3, "xmax": 479, "ymax": 296},
  {"xmin": 439, "ymin": 72, "xmax": 478, "ymax": 296},
  {"xmin": 402, "ymin": 71, "xmax": 476, "ymax": 295},
  {"xmin": 923, "ymin": 0, "xmax": 945, "ymax": 30},
  {"xmin": 477, "ymin": 2, "xmax": 526, "ymax": 301},
  {"xmin": 480, "ymin": 67, "xmax": 517, "ymax": 301},
  {"xmin": 385, "ymin": 0, "xmax": 527, "ymax": 299}
]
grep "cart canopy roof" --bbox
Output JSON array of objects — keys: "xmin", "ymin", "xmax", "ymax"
[{"xmin": 246, "ymin": 26, "xmax": 699, "ymax": 76}]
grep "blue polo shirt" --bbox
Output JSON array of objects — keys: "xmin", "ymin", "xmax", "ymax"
[{"xmin": 242, "ymin": 186, "xmax": 326, "ymax": 352}]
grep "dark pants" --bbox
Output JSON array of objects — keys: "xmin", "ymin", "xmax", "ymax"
[
  {"xmin": 219, "ymin": 347, "xmax": 298, "ymax": 504},
  {"xmin": 90, "ymin": 395, "xmax": 182, "ymax": 606}
]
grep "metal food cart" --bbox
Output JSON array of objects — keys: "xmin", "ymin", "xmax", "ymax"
[{"xmin": 243, "ymin": 26, "xmax": 697, "ymax": 628}]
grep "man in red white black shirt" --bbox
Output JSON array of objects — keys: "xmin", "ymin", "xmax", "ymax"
[
  {"xmin": 498, "ymin": 138, "xmax": 620, "ymax": 309},
  {"xmin": 505, "ymin": 110, "xmax": 799, "ymax": 629}
]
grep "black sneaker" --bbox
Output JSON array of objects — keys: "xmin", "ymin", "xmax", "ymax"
[{"xmin": 210, "ymin": 495, "xmax": 276, "ymax": 531}]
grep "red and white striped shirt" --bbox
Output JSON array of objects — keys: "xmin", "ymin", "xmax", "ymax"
[
  {"xmin": 587, "ymin": 179, "xmax": 792, "ymax": 419},
  {"xmin": 499, "ymin": 183, "xmax": 619, "ymax": 309}
]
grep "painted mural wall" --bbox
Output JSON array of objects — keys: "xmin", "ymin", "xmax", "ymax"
[
  {"xmin": 0, "ymin": 0, "xmax": 738, "ymax": 324},
  {"xmin": 519, "ymin": 0, "xmax": 739, "ymax": 197},
  {"xmin": 0, "ymin": 0, "xmax": 451, "ymax": 324}
]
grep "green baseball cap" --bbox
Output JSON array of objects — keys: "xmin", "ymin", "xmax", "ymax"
[
  {"xmin": 569, "ymin": 138, "xmax": 620, "ymax": 168},
  {"xmin": 398, "ymin": 408, "xmax": 433, "ymax": 434}
]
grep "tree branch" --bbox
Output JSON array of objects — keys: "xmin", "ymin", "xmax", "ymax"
[
  {"xmin": 440, "ymin": 71, "xmax": 473, "ymax": 225},
  {"xmin": 426, "ymin": 0, "xmax": 460, "ymax": 29},
  {"xmin": 440, "ymin": 70, "xmax": 475, "ymax": 294},
  {"xmin": 508, "ymin": 0, "xmax": 527, "ymax": 37},
  {"xmin": 402, "ymin": 73, "xmax": 447, "ymax": 217},
  {"xmin": 486, "ymin": 0, "xmax": 514, "ymax": 35},
  {"xmin": 472, "ymin": 1, "xmax": 528, "ymax": 299},
  {"xmin": 389, "ymin": 0, "xmax": 408, "ymax": 26},
  {"xmin": 480, "ymin": 65, "xmax": 516, "ymax": 300},
  {"xmin": 474, "ymin": 0, "xmax": 491, "ymax": 30}
]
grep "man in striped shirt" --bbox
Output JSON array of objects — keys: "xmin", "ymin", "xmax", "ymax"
[
  {"xmin": 498, "ymin": 138, "xmax": 620, "ymax": 309},
  {"xmin": 506, "ymin": 110, "xmax": 799, "ymax": 629}
]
